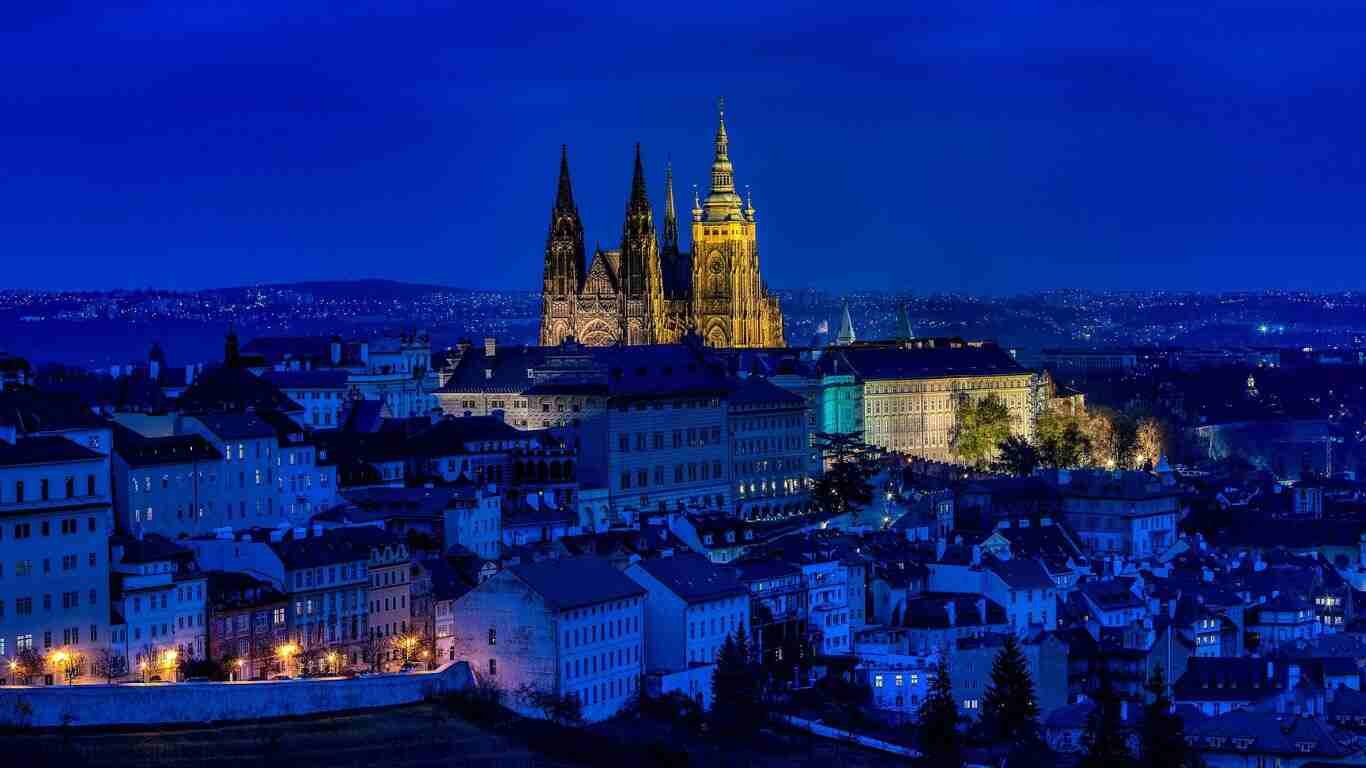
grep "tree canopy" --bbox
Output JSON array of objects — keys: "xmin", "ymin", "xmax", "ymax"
[{"xmin": 951, "ymin": 394, "xmax": 1013, "ymax": 469}]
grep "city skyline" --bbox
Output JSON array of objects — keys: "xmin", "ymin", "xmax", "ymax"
[{"xmin": 7, "ymin": 3, "xmax": 1366, "ymax": 294}]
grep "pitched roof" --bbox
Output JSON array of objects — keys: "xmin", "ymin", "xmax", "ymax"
[
  {"xmin": 631, "ymin": 552, "xmax": 747, "ymax": 603},
  {"xmin": 0, "ymin": 389, "xmax": 107, "ymax": 433},
  {"xmin": 833, "ymin": 342, "xmax": 1026, "ymax": 381},
  {"xmin": 1184, "ymin": 710, "xmax": 1353, "ymax": 758},
  {"xmin": 177, "ymin": 366, "xmax": 302, "ymax": 414},
  {"xmin": 188, "ymin": 412, "xmax": 278, "ymax": 440},
  {"xmin": 0, "ymin": 435, "xmax": 103, "ymax": 467},
  {"xmin": 260, "ymin": 369, "xmax": 350, "ymax": 390},
  {"xmin": 509, "ymin": 557, "xmax": 645, "ymax": 612},
  {"xmin": 727, "ymin": 376, "xmax": 806, "ymax": 407},
  {"xmin": 270, "ymin": 525, "xmax": 397, "ymax": 570},
  {"xmin": 987, "ymin": 555, "xmax": 1055, "ymax": 590},
  {"xmin": 113, "ymin": 534, "xmax": 193, "ymax": 565},
  {"xmin": 112, "ymin": 423, "xmax": 221, "ymax": 467}
]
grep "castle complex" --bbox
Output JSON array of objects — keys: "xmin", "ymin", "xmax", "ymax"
[{"xmin": 539, "ymin": 102, "xmax": 785, "ymax": 349}]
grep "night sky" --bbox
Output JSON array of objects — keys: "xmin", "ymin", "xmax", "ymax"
[{"xmin": 6, "ymin": 2, "xmax": 1366, "ymax": 294}]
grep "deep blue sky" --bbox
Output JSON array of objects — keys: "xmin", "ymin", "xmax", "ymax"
[{"xmin": 6, "ymin": 2, "xmax": 1366, "ymax": 294}]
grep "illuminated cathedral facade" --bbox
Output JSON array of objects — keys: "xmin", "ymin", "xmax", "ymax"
[{"xmin": 539, "ymin": 103, "xmax": 785, "ymax": 349}]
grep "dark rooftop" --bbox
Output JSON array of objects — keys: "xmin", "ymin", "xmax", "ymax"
[{"xmin": 509, "ymin": 557, "xmax": 646, "ymax": 612}]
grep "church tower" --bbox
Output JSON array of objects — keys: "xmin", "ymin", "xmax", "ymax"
[
  {"xmin": 690, "ymin": 99, "xmax": 784, "ymax": 348},
  {"xmin": 539, "ymin": 145, "xmax": 586, "ymax": 346},
  {"xmin": 618, "ymin": 144, "xmax": 666, "ymax": 345}
]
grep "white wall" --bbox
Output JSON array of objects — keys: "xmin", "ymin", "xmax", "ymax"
[{"xmin": 0, "ymin": 663, "xmax": 472, "ymax": 728}]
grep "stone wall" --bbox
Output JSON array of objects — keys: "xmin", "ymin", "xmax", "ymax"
[{"xmin": 0, "ymin": 661, "xmax": 472, "ymax": 729}]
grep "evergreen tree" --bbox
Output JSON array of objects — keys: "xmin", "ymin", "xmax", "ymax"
[
  {"xmin": 995, "ymin": 434, "xmax": 1040, "ymax": 476},
  {"xmin": 1081, "ymin": 673, "xmax": 1133, "ymax": 768},
  {"xmin": 710, "ymin": 625, "xmax": 762, "ymax": 737},
  {"xmin": 1140, "ymin": 667, "xmax": 1192, "ymax": 768},
  {"xmin": 979, "ymin": 634, "xmax": 1039, "ymax": 743},
  {"xmin": 916, "ymin": 655, "xmax": 961, "ymax": 767}
]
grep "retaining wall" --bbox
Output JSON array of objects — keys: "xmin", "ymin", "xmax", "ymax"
[{"xmin": 0, "ymin": 662, "xmax": 472, "ymax": 729}]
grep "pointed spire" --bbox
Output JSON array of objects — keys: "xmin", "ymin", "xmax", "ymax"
[
  {"xmin": 897, "ymin": 303, "xmax": 916, "ymax": 341},
  {"xmin": 836, "ymin": 300, "xmax": 856, "ymax": 346},
  {"xmin": 702, "ymin": 96, "xmax": 742, "ymax": 219},
  {"xmin": 662, "ymin": 159, "xmax": 679, "ymax": 256},
  {"xmin": 555, "ymin": 144, "xmax": 575, "ymax": 210},
  {"xmin": 630, "ymin": 142, "xmax": 648, "ymax": 205}
]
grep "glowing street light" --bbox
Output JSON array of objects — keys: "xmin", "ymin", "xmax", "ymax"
[{"xmin": 276, "ymin": 642, "xmax": 299, "ymax": 676}]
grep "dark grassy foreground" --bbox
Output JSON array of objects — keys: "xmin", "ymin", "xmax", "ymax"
[{"xmin": 3, "ymin": 697, "xmax": 915, "ymax": 768}]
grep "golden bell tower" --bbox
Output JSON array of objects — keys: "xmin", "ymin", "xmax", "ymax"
[{"xmin": 690, "ymin": 99, "xmax": 784, "ymax": 348}]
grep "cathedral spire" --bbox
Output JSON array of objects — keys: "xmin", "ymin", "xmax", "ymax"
[
  {"xmin": 630, "ymin": 142, "xmax": 648, "ymax": 206},
  {"xmin": 703, "ymin": 96, "xmax": 743, "ymax": 219},
  {"xmin": 540, "ymin": 144, "xmax": 586, "ymax": 347},
  {"xmin": 556, "ymin": 144, "xmax": 575, "ymax": 210},
  {"xmin": 836, "ymin": 300, "xmax": 856, "ymax": 346},
  {"xmin": 662, "ymin": 159, "xmax": 679, "ymax": 256}
]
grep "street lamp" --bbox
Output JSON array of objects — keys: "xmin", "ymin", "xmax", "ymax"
[
  {"xmin": 232, "ymin": 658, "xmax": 245, "ymax": 682},
  {"xmin": 138, "ymin": 659, "xmax": 149, "ymax": 683},
  {"xmin": 161, "ymin": 649, "xmax": 178, "ymax": 682},
  {"xmin": 275, "ymin": 642, "xmax": 299, "ymax": 676},
  {"xmin": 325, "ymin": 652, "xmax": 339, "ymax": 676}
]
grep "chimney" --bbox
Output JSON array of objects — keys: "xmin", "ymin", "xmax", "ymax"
[
  {"xmin": 1120, "ymin": 700, "xmax": 1129, "ymax": 722},
  {"xmin": 945, "ymin": 600, "xmax": 957, "ymax": 626},
  {"xmin": 149, "ymin": 358, "xmax": 161, "ymax": 381},
  {"xmin": 484, "ymin": 337, "xmax": 497, "ymax": 358},
  {"xmin": 970, "ymin": 544, "xmax": 981, "ymax": 567},
  {"xmin": 358, "ymin": 342, "xmax": 370, "ymax": 366},
  {"xmin": 185, "ymin": 364, "xmax": 196, "ymax": 386},
  {"xmin": 935, "ymin": 538, "xmax": 947, "ymax": 561},
  {"xmin": 976, "ymin": 597, "xmax": 987, "ymax": 624},
  {"xmin": 330, "ymin": 338, "xmax": 342, "ymax": 366}
]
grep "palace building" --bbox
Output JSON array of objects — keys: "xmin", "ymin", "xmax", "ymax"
[{"xmin": 539, "ymin": 102, "xmax": 785, "ymax": 349}]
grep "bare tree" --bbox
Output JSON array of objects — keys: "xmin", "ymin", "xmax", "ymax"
[
  {"xmin": 515, "ymin": 683, "xmax": 584, "ymax": 726},
  {"xmin": 92, "ymin": 647, "xmax": 127, "ymax": 684},
  {"xmin": 12, "ymin": 647, "xmax": 44, "ymax": 684},
  {"xmin": 360, "ymin": 631, "xmax": 387, "ymax": 673}
]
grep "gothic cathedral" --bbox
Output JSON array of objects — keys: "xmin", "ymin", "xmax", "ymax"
[{"xmin": 538, "ymin": 102, "xmax": 784, "ymax": 349}]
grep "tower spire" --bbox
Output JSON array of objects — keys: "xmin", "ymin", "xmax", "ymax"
[
  {"xmin": 539, "ymin": 144, "xmax": 586, "ymax": 346},
  {"xmin": 630, "ymin": 142, "xmax": 648, "ymax": 204},
  {"xmin": 836, "ymin": 299, "xmax": 856, "ymax": 346},
  {"xmin": 702, "ymin": 96, "xmax": 742, "ymax": 218},
  {"xmin": 662, "ymin": 159, "xmax": 679, "ymax": 256},
  {"xmin": 555, "ymin": 144, "xmax": 575, "ymax": 210}
]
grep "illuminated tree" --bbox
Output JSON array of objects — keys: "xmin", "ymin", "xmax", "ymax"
[
  {"xmin": 951, "ymin": 394, "xmax": 1013, "ymax": 469},
  {"xmin": 1134, "ymin": 417, "xmax": 1166, "ymax": 470},
  {"xmin": 49, "ymin": 649, "xmax": 86, "ymax": 685},
  {"xmin": 1036, "ymin": 406, "xmax": 1091, "ymax": 469},
  {"xmin": 12, "ymin": 647, "xmax": 44, "ymax": 684}
]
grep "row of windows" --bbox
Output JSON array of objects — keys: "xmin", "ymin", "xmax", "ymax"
[
  {"xmin": 0, "ymin": 476, "xmax": 98, "ymax": 505},
  {"xmin": 563, "ymin": 614, "xmax": 639, "ymax": 648},
  {"xmin": 2, "ymin": 587, "xmax": 98, "ymax": 617},
  {"xmin": 292, "ymin": 563, "xmax": 365, "ymax": 589},
  {"xmin": 0, "ymin": 551, "xmax": 98, "ymax": 580},
  {"xmin": 617, "ymin": 427, "xmax": 722, "ymax": 453},
  {"xmin": 2, "ymin": 515, "xmax": 97, "ymax": 541},
  {"xmin": 733, "ymin": 435, "xmax": 804, "ymax": 455},
  {"xmin": 620, "ymin": 461, "xmax": 725, "ymax": 491},
  {"xmin": 564, "ymin": 643, "xmax": 638, "ymax": 680}
]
